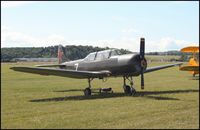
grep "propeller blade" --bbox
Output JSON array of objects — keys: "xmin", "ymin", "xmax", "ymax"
[
  {"xmin": 141, "ymin": 69, "xmax": 144, "ymax": 89},
  {"xmin": 140, "ymin": 38, "xmax": 145, "ymax": 59},
  {"xmin": 140, "ymin": 38, "xmax": 145, "ymax": 89}
]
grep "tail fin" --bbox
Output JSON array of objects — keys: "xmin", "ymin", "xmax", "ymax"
[
  {"xmin": 58, "ymin": 44, "xmax": 65, "ymax": 64},
  {"xmin": 188, "ymin": 58, "xmax": 199, "ymax": 76},
  {"xmin": 189, "ymin": 58, "xmax": 198, "ymax": 66}
]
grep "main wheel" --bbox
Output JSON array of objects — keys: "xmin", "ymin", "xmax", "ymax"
[
  {"xmin": 84, "ymin": 88, "xmax": 91, "ymax": 96},
  {"xmin": 123, "ymin": 85, "xmax": 132, "ymax": 95},
  {"xmin": 131, "ymin": 87, "xmax": 136, "ymax": 95},
  {"xmin": 123, "ymin": 85, "xmax": 136, "ymax": 95}
]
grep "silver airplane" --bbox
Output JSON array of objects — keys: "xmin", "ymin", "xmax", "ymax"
[{"xmin": 10, "ymin": 38, "xmax": 182, "ymax": 96}]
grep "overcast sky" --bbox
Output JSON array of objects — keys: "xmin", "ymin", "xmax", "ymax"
[{"xmin": 1, "ymin": 1, "xmax": 199, "ymax": 52}]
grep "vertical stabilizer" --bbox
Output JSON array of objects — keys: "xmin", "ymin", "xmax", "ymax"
[{"xmin": 58, "ymin": 45, "xmax": 64, "ymax": 64}]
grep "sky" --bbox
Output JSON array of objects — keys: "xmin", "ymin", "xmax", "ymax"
[{"xmin": 1, "ymin": 1, "xmax": 199, "ymax": 52}]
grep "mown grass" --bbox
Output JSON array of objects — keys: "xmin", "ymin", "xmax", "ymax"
[{"xmin": 1, "ymin": 62, "xmax": 199, "ymax": 129}]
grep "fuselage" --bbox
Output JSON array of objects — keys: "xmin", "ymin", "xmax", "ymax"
[{"xmin": 60, "ymin": 49, "xmax": 147, "ymax": 77}]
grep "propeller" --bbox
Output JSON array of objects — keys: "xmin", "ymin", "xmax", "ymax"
[{"xmin": 140, "ymin": 38, "xmax": 145, "ymax": 89}]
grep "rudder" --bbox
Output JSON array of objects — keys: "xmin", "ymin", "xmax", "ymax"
[{"xmin": 58, "ymin": 45, "xmax": 65, "ymax": 64}]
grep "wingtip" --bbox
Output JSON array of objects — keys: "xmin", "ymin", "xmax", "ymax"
[{"xmin": 10, "ymin": 67, "xmax": 21, "ymax": 71}]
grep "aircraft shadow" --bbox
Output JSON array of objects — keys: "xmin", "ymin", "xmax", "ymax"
[
  {"xmin": 53, "ymin": 89, "xmax": 84, "ymax": 92},
  {"xmin": 53, "ymin": 88, "xmax": 100, "ymax": 92},
  {"xmin": 133, "ymin": 89, "xmax": 199, "ymax": 100},
  {"xmin": 29, "ymin": 89, "xmax": 199, "ymax": 102}
]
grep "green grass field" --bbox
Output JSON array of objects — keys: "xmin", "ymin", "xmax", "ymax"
[{"xmin": 1, "ymin": 62, "xmax": 199, "ymax": 129}]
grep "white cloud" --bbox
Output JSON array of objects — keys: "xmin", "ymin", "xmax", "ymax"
[
  {"xmin": 1, "ymin": 26, "xmax": 67, "ymax": 47},
  {"xmin": 146, "ymin": 37, "xmax": 198, "ymax": 52},
  {"xmin": 102, "ymin": 36, "xmax": 198, "ymax": 52},
  {"xmin": 1, "ymin": 26, "xmax": 198, "ymax": 52},
  {"xmin": 1, "ymin": 26, "xmax": 116, "ymax": 48},
  {"xmin": 1, "ymin": 1, "xmax": 36, "ymax": 8}
]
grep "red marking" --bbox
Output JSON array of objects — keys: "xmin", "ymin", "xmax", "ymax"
[{"xmin": 58, "ymin": 48, "xmax": 63, "ymax": 64}]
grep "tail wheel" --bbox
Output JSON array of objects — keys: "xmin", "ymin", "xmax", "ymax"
[{"xmin": 84, "ymin": 88, "xmax": 91, "ymax": 96}]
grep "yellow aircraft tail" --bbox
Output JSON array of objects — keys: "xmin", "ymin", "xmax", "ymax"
[
  {"xmin": 188, "ymin": 58, "xmax": 199, "ymax": 76},
  {"xmin": 188, "ymin": 58, "xmax": 198, "ymax": 66}
]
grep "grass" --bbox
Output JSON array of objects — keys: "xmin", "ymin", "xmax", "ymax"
[{"xmin": 1, "ymin": 62, "xmax": 199, "ymax": 129}]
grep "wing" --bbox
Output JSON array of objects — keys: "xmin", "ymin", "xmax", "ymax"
[
  {"xmin": 179, "ymin": 66, "xmax": 199, "ymax": 71},
  {"xmin": 10, "ymin": 67, "xmax": 111, "ymax": 79},
  {"xmin": 180, "ymin": 46, "xmax": 199, "ymax": 53},
  {"xmin": 144, "ymin": 62, "xmax": 182, "ymax": 73}
]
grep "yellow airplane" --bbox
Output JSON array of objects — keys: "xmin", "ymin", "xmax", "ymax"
[{"xmin": 179, "ymin": 46, "xmax": 199, "ymax": 77}]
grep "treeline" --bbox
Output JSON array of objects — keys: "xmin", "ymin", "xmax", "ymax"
[
  {"xmin": 1, "ymin": 45, "xmax": 131, "ymax": 62},
  {"xmin": 146, "ymin": 51, "xmax": 199, "ymax": 61},
  {"xmin": 1, "ymin": 45, "xmax": 196, "ymax": 62},
  {"xmin": 146, "ymin": 51, "xmax": 182, "ymax": 55}
]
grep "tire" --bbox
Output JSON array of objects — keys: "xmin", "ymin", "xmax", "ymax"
[
  {"xmin": 84, "ymin": 88, "xmax": 91, "ymax": 96},
  {"xmin": 124, "ymin": 85, "xmax": 136, "ymax": 95},
  {"xmin": 131, "ymin": 88, "xmax": 136, "ymax": 95},
  {"xmin": 123, "ymin": 85, "xmax": 131, "ymax": 95}
]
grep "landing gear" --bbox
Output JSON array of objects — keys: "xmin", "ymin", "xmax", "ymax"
[
  {"xmin": 123, "ymin": 76, "xmax": 136, "ymax": 95},
  {"xmin": 123, "ymin": 85, "xmax": 131, "ymax": 95},
  {"xmin": 84, "ymin": 78, "xmax": 93, "ymax": 96},
  {"xmin": 84, "ymin": 88, "xmax": 91, "ymax": 96},
  {"xmin": 83, "ymin": 76, "xmax": 137, "ymax": 96}
]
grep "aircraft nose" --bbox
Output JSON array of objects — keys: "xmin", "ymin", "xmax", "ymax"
[
  {"xmin": 129, "ymin": 54, "xmax": 147, "ymax": 71},
  {"xmin": 141, "ymin": 58, "xmax": 147, "ymax": 70}
]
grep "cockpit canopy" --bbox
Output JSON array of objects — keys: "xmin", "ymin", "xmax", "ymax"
[{"xmin": 84, "ymin": 49, "xmax": 124, "ymax": 61}]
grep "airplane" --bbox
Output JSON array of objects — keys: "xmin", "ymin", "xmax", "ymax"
[
  {"xmin": 179, "ymin": 46, "xmax": 199, "ymax": 77},
  {"xmin": 10, "ymin": 38, "xmax": 182, "ymax": 96}
]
